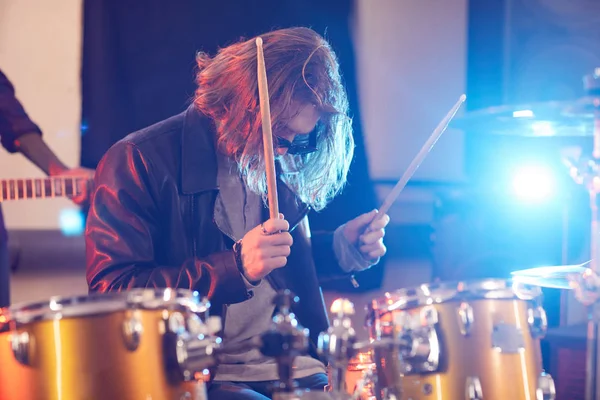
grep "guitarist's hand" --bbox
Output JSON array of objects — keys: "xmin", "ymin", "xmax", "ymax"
[{"xmin": 52, "ymin": 167, "xmax": 95, "ymax": 207}]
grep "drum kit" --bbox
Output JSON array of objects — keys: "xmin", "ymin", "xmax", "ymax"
[
  {"xmin": 0, "ymin": 281, "xmax": 555, "ymax": 400},
  {"xmin": 1, "ymin": 63, "xmax": 600, "ymax": 399}
]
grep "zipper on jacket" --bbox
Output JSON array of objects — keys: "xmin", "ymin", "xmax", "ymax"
[{"xmin": 189, "ymin": 195, "xmax": 198, "ymax": 257}]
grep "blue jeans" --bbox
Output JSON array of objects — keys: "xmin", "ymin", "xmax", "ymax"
[
  {"xmin": 208, "ymin": 373, "xmax": 329, "ymax": 400},
  {"xmin": 0, "ymin": 239, "xmax": 9, "ymax": 308}
]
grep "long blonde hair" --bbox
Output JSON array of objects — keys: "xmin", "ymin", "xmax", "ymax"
[{"xmin": 194, "ymin": 27, "xmax": 354, "ymax": 211}]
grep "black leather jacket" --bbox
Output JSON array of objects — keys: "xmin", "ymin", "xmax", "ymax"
[{"xmin": 85, "ymin": 104, "xmax": 350, "ymax": 347}]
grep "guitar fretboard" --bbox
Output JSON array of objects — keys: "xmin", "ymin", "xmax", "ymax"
[{"xmin": 0, "ymin": 177, "xmax": 89, "ymax": 202}]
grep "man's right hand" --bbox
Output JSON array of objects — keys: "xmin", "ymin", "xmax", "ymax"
[{"xmin": 239, "ymin": 214, "xmax": 293, "ymax": 282}]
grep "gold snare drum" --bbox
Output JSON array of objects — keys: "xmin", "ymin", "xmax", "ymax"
[
  {"xmin": 367, "ymin": 279, "xmax": 556, "ymax": 400},
  {"xmin": 0, "ymin": 288, "xmax": 218, "ymax": 400}
]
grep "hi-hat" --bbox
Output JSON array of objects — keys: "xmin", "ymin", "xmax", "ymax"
[{"xmin": 451, "ymin": 97, "xmax": 599, "ymax": 137}]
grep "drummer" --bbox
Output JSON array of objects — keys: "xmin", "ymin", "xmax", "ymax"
[{"xmin": 85, "ymin": 27, "xmax": 390, "ymax": 399}]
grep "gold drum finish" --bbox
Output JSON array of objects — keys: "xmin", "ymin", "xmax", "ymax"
[
  {"xmin": 0, "ymin": 288, "xmax": 209, "ymax": 400},
  {"xmin": 367, "ymin": 280, "xmax": 552, "ymax": 400}
]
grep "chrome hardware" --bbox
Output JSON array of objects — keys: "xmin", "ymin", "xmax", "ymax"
[
  {"xmin": 457, "ymin": 302, "xmax": 474, "ymax": 336},
  {"xmin": 122, "ymin": 310, "xmax": 143, "ymax": 351},
  {"xmin": 317, "ymin": 298, "xmax": 357, "ymax": 397},
  {"xmin": 536, "ymin": 372, "xmax": 556, "ymax": 400},
  {"xmin": 195, "ymin": 297, "xmax": 211, "ymax": 321},
  {"xmin": 528, "ymin": 306, "xmax": 548, "ymax": 339},
  {"xmin": 392, "ymin": 306, "xmax": 438, "ymax": 332},
  {"xmin": 10, "ymin": 331, "xmax": 31, "ymax": 365},
  {"xmin": 261, "ymin": 290, "xmax": 310, "ymax": 393},
  {"xmin": 392, "ymin": 306, "xmax": 440, "ymax": 374},
  {"xmin": 175, "ymin": 325, "xmax": 222, "ymax": 381},
  {"xmin": 465, "ymin": 376, "xmax": 483, "ymax": 400},
  {"xmin": 400, "ymin": 326, "xmax": 440, "ymax": 373},
  {"xmin": 169, "ymin": 311, "xmax": 187, "ymax": 334},
  {"xmin": 491, "ymin": 323, "xmax": 525, "ymax": 354}
]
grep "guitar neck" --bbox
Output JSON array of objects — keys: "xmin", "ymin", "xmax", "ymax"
[{"xmin": 0, "ymin": 177, "xmax": 90, "ymax": 202}]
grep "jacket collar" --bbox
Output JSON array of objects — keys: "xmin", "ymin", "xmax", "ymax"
[{"xmin": 180, "ymin": 104, "xmax": 218, "ymax": 194}]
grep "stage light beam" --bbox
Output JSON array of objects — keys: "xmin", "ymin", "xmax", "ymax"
[
  {"xmin": 511, "ymin": 165, "xmax": 555, "ymax": 202},
  {"xmin": 59, "ymin": 208, "xmax": 85, "ymax": 236}
]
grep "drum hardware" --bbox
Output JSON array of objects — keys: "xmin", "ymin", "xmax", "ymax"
[
  {"xmin": 537, "ymin": 372, "xmax": 557, "ymax": 400},
  {"xmin": 168, "ymin": 311, "xmax": 188, "ymax": 334},
  {"xmin": 122, "ymin": 309, "xmax": 143, "ymax": 351},
  {"xmin": 9, "ymin": 330, "xmax": 31, "ymax": 365},
  {"xmin": 465, "ymin": 376, "xmax": 483, "ymax": 400},
  {"xmin": 318, "ymin": 298, "xmax": 359, "ymax": 400},
  {"xmin": 259, "ymin": 289, "xmax": 311, "ymax": 398},
  {"xmin": 173, "ymin": 330, "xmax": 221, "ymax": 382},
  {"xmin": 389, "ymin": 305, "xmax": 441, "ymax": 374},
  {"xmin": 165, "ymin": 308, "xmax": 222, "ymax": 383},
  {"xmin": 457, "ymin": 302, "xmax": 474, "ymax": 336},
  {"xmin": 527, "ymin": 306, "xmax": 548, "ymax": 339}
]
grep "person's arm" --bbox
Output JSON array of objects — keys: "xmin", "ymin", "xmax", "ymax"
[
  {"xmin": 85, "ymin": 141, "xmax": 249, "ymax": 307},
  {"xmin": 310, "ymin": 210, "xmax": 389, "ymax": 283},
  {"xmin": 13, "ymin": 133, "xmax": 69, "ymax": 176},
  {"xmin": 0, "ymin": 70, "xmax": 68, "ymax": 174},
  {"xmin": 0, "ymin": 69, "xmax": 94, "ymax": 203}
]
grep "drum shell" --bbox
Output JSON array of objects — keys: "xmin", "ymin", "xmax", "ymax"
[
  {"xmin": 0, "ymin": 305, "xmax": 201, "ymax": 400},
  {"xmin": 377, "ymin": 298, "xmax": 543, "ymax": 400}
]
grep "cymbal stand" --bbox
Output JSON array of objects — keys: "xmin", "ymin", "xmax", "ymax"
[
  {"xmin": 317, "ymin": 299, "xmax": 358, "ymax": 400},
  {"xmin": 563, "ymin": 70, "xmax": 600, "ymax": 400}
]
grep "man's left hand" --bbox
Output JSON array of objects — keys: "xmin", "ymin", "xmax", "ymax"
[
  {"xmin": 342, "ymin": 209, "xmax": 390, "ymax": 261},
  {"xmin": 53, "ymin": 167, "xmax": 95, "ymax": 206}
]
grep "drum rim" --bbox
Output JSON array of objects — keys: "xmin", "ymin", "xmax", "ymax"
[
  {"xmin": 371, "ymin": 279, "xmax": 542, "ymax": 313},
  {"xmin": 0, "ymin": 288, "xmax": 204, "ymax": 326}
]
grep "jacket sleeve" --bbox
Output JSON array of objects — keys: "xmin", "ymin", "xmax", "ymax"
[
  {"xmin": 0, "ymin": 69, "xmax": 42, "ymax": 153},
  {"xmin": 309, "ymin": 220, "xmax": 377, "ymax": 284},
  {"xmin": 85, "ymin": 140, "xmax": 248, "ymax": 306},
  {"xmin": 311, "ymin": 230, "xmax": 348, "ymax": 283}
]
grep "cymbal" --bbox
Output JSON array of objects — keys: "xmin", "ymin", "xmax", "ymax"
[
  {"xmin": 511, "ymin": 261, "xmax": 595, "ymax": 292},
  {"xmin": 451, "ymin": 97, "xmax": 599, "ymax": 137}
]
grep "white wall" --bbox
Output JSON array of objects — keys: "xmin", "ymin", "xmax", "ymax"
[
  {"xmin": 354, "ymin": 0, "xmax": 467, "ymax": 183},
  {"xmin": 0, "ymin": 0, "xmax": 83, "ymax": 230}
]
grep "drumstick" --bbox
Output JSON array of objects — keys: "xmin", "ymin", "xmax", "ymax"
[
  {"xmin": 256, "ymin": 37, "xmax": 280, "ymax": 219},
  {"xmin": 376, "ymin": 94, "xmax": 467, "ymax": 218}
]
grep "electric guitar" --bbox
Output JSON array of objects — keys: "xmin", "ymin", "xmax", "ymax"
[{"xmin": 0, "ymin": 177, "xmax": 93, "ymax": 203}]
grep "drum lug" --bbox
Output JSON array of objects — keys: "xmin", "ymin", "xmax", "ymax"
[
  {"xmin": 536, "ymin": 372, "xmax": 556, "ymax": 400},
  {"xmin": 465, "ymin": 376, "xmax": 483, "ymax": 400},
  {"xmin": 457, "ymin": 302, "xmax": 474, "ymax": 336},
  {"xmin": 528, "ymin": 306, "xmax": 548, "ymax": 339},
  {"xmin": 10, "ymin": 331, "xmax": 31, "ymax": 366},
  {"xmin": 122, "ymin": 310, "xmax": 143, "ymax": 351}
]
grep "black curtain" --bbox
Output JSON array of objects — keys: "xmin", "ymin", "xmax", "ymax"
[{"xmin": 81, "ymin": 0, "xmax": 384, "ymax": 291}]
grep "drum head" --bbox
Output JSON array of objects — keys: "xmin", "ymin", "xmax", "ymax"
[
  {"xmin": 0, "ymin": 288, "xmax": 202, "ymax": 328},
  {"xmin": 370, "ymin": 279, "xmax": 542, "ymax": 313}
]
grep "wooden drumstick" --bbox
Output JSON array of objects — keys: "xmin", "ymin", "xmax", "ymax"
[
  {"xmin": 376, "ymin": 94, "xmax": 467, "ymax": 218},
  {"xmin": 256, "ymin": 37, "xmax": 280, "ymax": 219}
]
